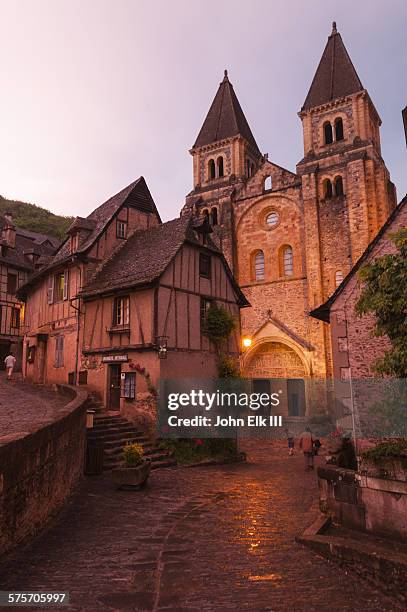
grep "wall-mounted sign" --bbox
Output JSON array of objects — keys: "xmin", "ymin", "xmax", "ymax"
[{"xmin": 102, "ymin": 355, "xmax": 128, "ymax": 363}]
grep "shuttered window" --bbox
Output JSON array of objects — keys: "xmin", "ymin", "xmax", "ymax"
[
  {"xmin": 53, "ymin": 270, "xmax": 69, "ymax": 302},
  {"xmin": 11, "ymin": 307, "xmax": 20, "ymax": 329},
  {"xmin": 55, "ymin": 336, "xmax": 64, "ymax": 368},
  {"xmin": 47, "ymin": 276, "xmax": 54, "ymax": 304}
]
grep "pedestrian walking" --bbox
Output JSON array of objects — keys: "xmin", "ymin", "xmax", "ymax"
[
  {"xmin": 285, "ymin": 427, "xmax": 295, "ymax": 456},
  {"xmin": 299, "ymin": 426, "xmax": 314, "ymax": 471},
  {"xmin": 4, "ymin": 352, "xmax": 16, "ymax": 381},
  {"xmin": 313, "ymin": 438, "xmax": 322, "ymax": 456}
]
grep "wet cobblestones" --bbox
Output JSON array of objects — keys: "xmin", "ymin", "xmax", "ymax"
[{"xmin": 0, "ymin": 441, "xmax": 402, "ymax": 611}]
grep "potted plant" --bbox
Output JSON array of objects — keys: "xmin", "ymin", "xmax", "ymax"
[{"xmin": 112, "ymin": 442, "xmax": 151, "ymax": 489}]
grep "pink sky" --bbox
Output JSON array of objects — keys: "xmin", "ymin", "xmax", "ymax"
[{"xmin": 1, "ymin": 0, "xmax": 406, "ymax": 221}]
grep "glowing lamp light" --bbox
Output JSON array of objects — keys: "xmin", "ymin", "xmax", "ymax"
[{"xmin": 242, "ymin": 337, "xmax": 252, "ymax": 349}]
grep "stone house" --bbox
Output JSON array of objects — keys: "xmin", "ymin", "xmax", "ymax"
[
  {"xmin": 18, "ymin": 177, "xmax": 247, "ymax": 410},
  {"xmin": 310, "ymin": 195, "xmax": 407, "ymax": 430},
  {"xmin": 181, "ymin": 23, "xmax": 397, "ymax": 417},
  {"xmin": 0, "ymin": 212, "xmax": 58, "ymax": 368}
]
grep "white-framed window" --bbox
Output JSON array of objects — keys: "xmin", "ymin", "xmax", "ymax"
[
  {"xmin": 116, "ymin": 220, "xmax": 127, "ymax": 239},
  {"xmin": 50, "ymin": 269, "xmax": 69, "ymax": 303},
  {"xmin": 113, "ymin": 296, "xmax": 130, "ymax": 326}
]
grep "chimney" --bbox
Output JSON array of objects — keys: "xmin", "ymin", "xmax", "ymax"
[
  {"xmin": 403, "ymin": 106, "xmax": 407, "ymax": 148},
  {"xmin": 2, "ymin": 212, "xmax": 16, "ymax": 248}
]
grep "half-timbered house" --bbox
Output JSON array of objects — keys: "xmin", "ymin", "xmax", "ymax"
[
  {"xmin": 18, "ymin": 177, "xmax": 161, "ymax": 386},
  {"xmin": 18, "ymin": 177, "xmax": 247, "ymax": 411},
  {"xmin": 0, "ymin": 213, "xmax": 58, "ymax": 368},
  {"xmin": 80, "ymin": 214, "xmax": 248, "ymax": 410}
]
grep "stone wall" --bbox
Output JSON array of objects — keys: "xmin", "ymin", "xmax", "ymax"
[
  {"xmin": 0, "ymin": 384, "xmax": 88, "ymax": 556},
  {"xmin": 318, "ymin": 463, "xmax": 407, "ymax": 542}
]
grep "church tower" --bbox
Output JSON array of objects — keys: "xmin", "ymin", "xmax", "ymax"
[
  {"xmin": 183, "ymin": 70, "xmax": 264, "ymax": 271},
  {"xmin": 297, "ymin": 22, "xmax": 397, "ymax": 307}
]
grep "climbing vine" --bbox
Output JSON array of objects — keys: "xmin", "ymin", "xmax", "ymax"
[{"xmin": 128, "ymin": 361, "xmax": 157, "ymax": 396}]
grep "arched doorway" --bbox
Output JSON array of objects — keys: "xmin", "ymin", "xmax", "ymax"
[{"xmin": 243, "ymin": 341, "xmax": 308, "ymax": 417}]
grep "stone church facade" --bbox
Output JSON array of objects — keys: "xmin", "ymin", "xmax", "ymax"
[{"xmin": 181, "ymin": 23, "xmax": 396, "ymax": 416}]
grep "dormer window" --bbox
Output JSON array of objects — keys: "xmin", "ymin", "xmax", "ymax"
[
  {"xmin": 116, "ymin": 220, "xmax": 127, "ymax": 239},
  {"xmin": 70, "ymin": 233, "xmax": 79, "ymax": 253}
]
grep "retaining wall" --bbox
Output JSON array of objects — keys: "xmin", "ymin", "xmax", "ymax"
[{"xmin": 0, "ymin": 384, "xmax": 88, "ymax": 556}]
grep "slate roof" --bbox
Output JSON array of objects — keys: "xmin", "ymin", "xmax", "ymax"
[
  {"xmin": 310, "ymin": 194, "xmax": 407, "ymax": 323},
  {"xmin": 193, "ymin": 71, "xmax": 261, "ymax": 156},
  {"xmin": 81, "ymin": 214, "xmax": 249, "ymax": 306},
  {"xmin": 52, "ymin": 176, "xmax": 161, "ymax": 265},
  {"xmin": 302, "ymin": 23, "xmax": 364, "ymax": 111},
  {"xmin": 0, "ymin": 217, "xmax": 58, "ymax": 271},
  {"xmin": 15, "ymin": 227, "xmax": 60, "ymax": 248}
]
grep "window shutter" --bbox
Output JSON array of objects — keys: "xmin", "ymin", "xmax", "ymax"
[
  {"xmin": 63, "ymin": 269, "xmax": 69, "ymax": 300},
  {"xmin": 47, "ymin": 276, "xmax": 54, "ymax": 304}
]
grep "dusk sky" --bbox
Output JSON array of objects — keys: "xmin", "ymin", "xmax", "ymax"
[{"xmin": 1, "ymin": 0, "xmax": 406, "ymax": 221}]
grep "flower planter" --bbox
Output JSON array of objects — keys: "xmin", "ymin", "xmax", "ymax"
[
  {"xmin": 358, "ymin": 455, "xmax": 407, "ymax": 482},
  {"xmin": 112, "ymin": 460, "xmax": 151, "ymax": 489}
]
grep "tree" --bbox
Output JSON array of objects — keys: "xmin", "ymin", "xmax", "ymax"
[{"xmin": 356, "ymin": 229, "xmax": 407, "ymax": 377}]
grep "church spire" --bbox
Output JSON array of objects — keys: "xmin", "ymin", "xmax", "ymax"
[
  {"xmin": 193, "ymin": 70, "xmax": 261, "ymax": 156},
  {"xmin": 302, "ymin": 22, "xmax": 364, "ymax": 111}
]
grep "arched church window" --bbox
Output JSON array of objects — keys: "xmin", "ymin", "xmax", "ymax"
[
  {"xmin": 323, "ymin": 179, "xmax": 333, "ymax": 199},
  {"xmin": 264, "ymin": 176, "xmax": 272, "ymax": 191},
  {"xmin": 324, "ymin": 122, "xmax": 333, "ymax": 145},
  {"xmin": 253, "ymin": 250, "xmax": 265, "ymax": 281},
  {"xmin": 202, "ymin": 208, "xmax": 209, "ymax": 221},
  {"xmin": 251, "ymin": 162, "xmax": 255, "ymax": 176},
  {"xmin": 208, "ymin": 159, "xmax": 216, "ymax": 180},
  {"xmin": 280, "ymin": 245, "xmax": 293, "ymax": 277},
  {"xmin": 217, "ymin": 157, "xmax": 224, "ymax": 178},
  {"xmin": 211, "ymin": 207, "xmax": 218, "ymax": 226},
  {"xmin": 335, "ymin": 270, "xmax": 344, "ymax": 287},
  {"xmin": 335, "ymin": 117, "xmax": 344, "ymax": 141},
  {"xmin": 334, "ymin": 176, "xmax": 344, "ymax": 196}
]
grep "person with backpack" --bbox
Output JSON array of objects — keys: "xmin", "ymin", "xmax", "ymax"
[{"xmin": 299, "ymin": 426, "xmax": 314, "ymax": 471}]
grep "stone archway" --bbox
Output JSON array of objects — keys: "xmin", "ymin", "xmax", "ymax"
[{"xmin": 243, "ymin": 340, "xmax": 308, "ymax": 418}]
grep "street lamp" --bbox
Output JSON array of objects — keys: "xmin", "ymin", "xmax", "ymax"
[
  {"xmin": 242, "ymin": 336, "xmax": 252, "ymax": 350},
  {"xmin": 156, "ymin": 335, "xmax": 169, "ymax": 359}
]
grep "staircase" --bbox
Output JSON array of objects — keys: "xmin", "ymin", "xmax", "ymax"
[{"xmin": 86, "ymin": 414, "xmax": 176, "ymax": 471}]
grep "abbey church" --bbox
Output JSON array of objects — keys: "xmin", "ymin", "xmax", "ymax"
[{"xmin": 182, "ymin": 22, "xmax": 397, "ymax": 409}]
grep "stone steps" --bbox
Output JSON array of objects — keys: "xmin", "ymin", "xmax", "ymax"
[{"xmin": 86, "ymin": 413, "xmax": 176, "ymax": 472}]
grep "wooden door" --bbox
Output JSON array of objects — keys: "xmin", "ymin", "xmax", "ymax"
[{"xmin": 108, "ymin": 364, "xmax": 122, "ymax": 410}]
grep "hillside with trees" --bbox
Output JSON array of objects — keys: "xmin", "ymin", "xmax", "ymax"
[{"xmin": 0, "ymin": 195, "xmax": 73, "ymax": 240}]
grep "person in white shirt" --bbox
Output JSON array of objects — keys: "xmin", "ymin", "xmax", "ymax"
[{"xmin": 4, "ymin": 352, "xmax": 16, "ymax": 381}]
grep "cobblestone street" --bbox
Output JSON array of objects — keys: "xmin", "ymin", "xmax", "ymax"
[
  {"xmin": 0, "ymin": 373, "xmax": 67, "ymax": 439},
  {"xmin": 0, "ymin": 440, "xmax": 402, "ymax": 611}
]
